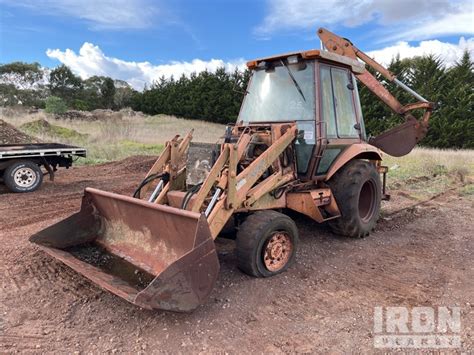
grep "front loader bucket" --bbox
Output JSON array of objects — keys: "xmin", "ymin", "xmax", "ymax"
[{"xmin": 29, "ymin": 187, "xmax": 219, "ymax": 312}]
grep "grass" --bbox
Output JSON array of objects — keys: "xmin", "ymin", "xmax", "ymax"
[
  {"xmin": 80, "ymin": 142, "xmax": 165, "ymax": 165},
  {"xmin": 383, "ymin": 147, "xmax": 473, "ymax": 181},
  {"xmin": 20, "ymin": 119, "xmax": 88, "ymax": 142},
  {"xmin": 383, "ymin": 147, "xmax": 474, "ymax": 198},
  {"xmin": 1, "ymin": 108, "xmax": 473, "ymax": 197},
  {"xmin": 1, "ymin": 109, "xmax": 225, "ymax": 165}
]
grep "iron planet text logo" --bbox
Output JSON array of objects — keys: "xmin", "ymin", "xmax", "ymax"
[{"xmin": 373, "ymin": 306, "xmax": 461, "ymax": 349}]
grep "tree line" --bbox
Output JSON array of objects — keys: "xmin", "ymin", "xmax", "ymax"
[
  {"xmin": 0, "ymin": 52, "xmax": 472, "ymax": 148},
  {"xmin": 0, "ymin": 63, "xmax": 136, "ymax": 112},
  {"xmin": 359, "ymin": 52, "xmax": 473, "ymax": 149},
  {"xmin": 131, "ymin": 68, "xmax": 251, "ymax": 124}
]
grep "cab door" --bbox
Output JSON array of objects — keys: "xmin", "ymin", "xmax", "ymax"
[{"xmin": 314, "ymin": 63, "xmax": 362, "ymax": 177}]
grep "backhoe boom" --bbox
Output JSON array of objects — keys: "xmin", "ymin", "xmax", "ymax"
[{"xmin": 318, "ymin": 28, "xmax": 435, "ymax": 156}]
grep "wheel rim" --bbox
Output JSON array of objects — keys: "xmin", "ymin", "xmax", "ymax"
[
  {"xmin": 263, "ymin": 232, "xmax": 292, "ymax": 272},
  {"xmin": 14, "ymin": 167, "xmax": 37, "ymax": 188},
  {"xmin": 358, "ymin": 179, "xmax": 376, "ymax": 223}
]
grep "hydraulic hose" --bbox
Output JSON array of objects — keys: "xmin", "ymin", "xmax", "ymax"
[{"xmin": 133, "ymin": 172, "xmax": 169, "ymax": 199}]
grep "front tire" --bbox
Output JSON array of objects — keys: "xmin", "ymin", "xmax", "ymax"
[
  {"xmin": 236, "ymin": 210, "xmax": 298, "ymax": 277},
  {"xmin": 327, "ymin": 159, "xmax": 381, "ymax": 238},
  {"xmin": 4, "ymin": 161, "xmax": 43, "ymax": 193}
]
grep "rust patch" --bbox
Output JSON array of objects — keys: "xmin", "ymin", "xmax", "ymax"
[{"xmin": 97, "ymin": 219, "xmax": 179, "ymax": 275}]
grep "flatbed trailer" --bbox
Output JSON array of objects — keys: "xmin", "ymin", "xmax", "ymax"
[{"xmin": 0, "ymin": 143, "xmax": 86, "ymax": 192}]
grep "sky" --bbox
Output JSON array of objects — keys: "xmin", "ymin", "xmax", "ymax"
[{"xmin": 0, "ymin": 0, "xmax": 473, "ymax": 89}]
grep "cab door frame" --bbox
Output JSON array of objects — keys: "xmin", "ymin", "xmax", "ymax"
[{"xmin": 306, "ymin": 60, "xmax": 365, "ymax": 181}]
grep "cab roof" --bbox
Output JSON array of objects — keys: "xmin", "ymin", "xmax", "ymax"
[{"xmin": 246, "ymin": 49, "xmax": 365, "ymax": 74}]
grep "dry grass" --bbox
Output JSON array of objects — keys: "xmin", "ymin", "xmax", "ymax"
[
  {"xmin": 1, "ymin": 107, "xmax": 473, "ymax": 197},
  {"xmin": 383, "ymin": 147, "xmax": 474, "ymax": 198},
  {"xmin": 384, "ymin": 147, "xmax": 473, "ymax": 179},
  {"xmin": 1, "ymin": 109, "xmax": 225, "ymax": 164}
]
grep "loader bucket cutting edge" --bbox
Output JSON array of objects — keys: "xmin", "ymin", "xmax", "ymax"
[{"xmin": 29, "ymin": 187, "xmax": 220, "ymax": 312}]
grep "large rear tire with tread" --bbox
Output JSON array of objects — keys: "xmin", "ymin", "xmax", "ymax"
[
  {"xmin": 236, "ymin": 210, "xmax": 298, "ymax": 278},
  {"xmin": 327, "ymin": 159, "xmax": 381, "ymax": 238}
]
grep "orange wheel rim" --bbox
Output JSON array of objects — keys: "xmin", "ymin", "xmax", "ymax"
[{"xmin": 263, "ymin": 232, "xmax": 292, "ymax": 272}]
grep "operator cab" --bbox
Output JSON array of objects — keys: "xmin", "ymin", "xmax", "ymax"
[{"xmin": 238, "ymin": 50, "xmax": 367, "ymax": 179}]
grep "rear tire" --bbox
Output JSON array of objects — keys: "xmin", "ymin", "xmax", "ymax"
[
  {"xmin": 236, "ymin": 210, "xmax": 298, "ymax": 277},
  {"xmin": 327, "ymin": 159, "xmax": 381, "ymax": 238},
  {"xmin": 4, "ymin": 160, "xmax": 43, "ymax": 193}
]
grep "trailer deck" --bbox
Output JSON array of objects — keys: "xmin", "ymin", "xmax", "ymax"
[{"xmin": 0, "ymin": 143, "xmax": 87, "ymax": 159}]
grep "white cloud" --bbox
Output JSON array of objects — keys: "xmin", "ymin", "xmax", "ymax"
[
  {"xmin": 255, "ymin": 0, "xmax": 473, "ymax": 41},
  {"xmin": 46, "ymin": 43, "xmax": 246, "ymax": 90},
  {"xmin": 385, "ymin": 8, "xmax": 474, "ymax": 42},
  {"xmin": 1, "ymin": 0, "xmax": 159, "ymax": 29},
  {"xmin": 367, "ymin": 37, "xmax": 474, "ymax": 66},
  {"xmin": 46, "ymin": 37, "xmax": 471, "ymax": 91}
]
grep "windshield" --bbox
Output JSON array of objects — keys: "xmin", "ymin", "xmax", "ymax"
[{"xmin": 238, "ymin": 60, "xmax": 315, "ymax": 123}]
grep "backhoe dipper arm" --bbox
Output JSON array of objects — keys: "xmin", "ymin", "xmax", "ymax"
[{"xmin": 317, "ymin": 28, "xmax": 435, "ymax": 156}]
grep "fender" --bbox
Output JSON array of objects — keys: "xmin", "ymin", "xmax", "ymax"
[{"xmin": 324, "ymin": 143, "xmax": 382, "ymax": 181}]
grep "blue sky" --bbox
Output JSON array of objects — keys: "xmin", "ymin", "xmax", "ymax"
[{"xmin": 1, "ymin": 0, "xmax": 472, "ymax": 89}]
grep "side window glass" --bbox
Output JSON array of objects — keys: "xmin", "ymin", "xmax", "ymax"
[
  {"xmin": 320, "ymin": 66, "xmax": 337, "ymax": 138},
  {"xmin": 331, "ymin": 67, "xmax": 358, "ymax": 137}
]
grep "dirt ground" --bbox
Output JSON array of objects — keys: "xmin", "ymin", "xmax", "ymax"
[{"xmin": 0, "ymin": 156, "xmax": 472, "ymax": 353}]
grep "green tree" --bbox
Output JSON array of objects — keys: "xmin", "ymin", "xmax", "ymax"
[
  {"xmin": 100, "ymin": 77, "xmax": 116, "ymax": 109},
  {"xmin": 133, "ymin": 67, "xmax": 250, "ymax": 124},
  {"xmin": 81, "ymin": 75, "xmax": 117, "ymax": 109},
  {"xmin": 0, "ymin": 62, "xmax": 47, "ymax": 107},
  {"xmin": 0, "ymin": 62, "xmax": 44, "ymax": 90},
  {"xmin": 114, "ymin": 80, "xmax": 136, "ymax": 109},
  {"xmin": 45, "ymin": 96, "xmax": 68, "ymax": 114},
  {"xmin": 49, "ymin": 65, "xmax": 83, "ymax": 104},
  {"xmin": 0, "ymin": 83, "xmax": 19, "ymax": 106},
  {"xmin": 429, "ymin": 51, "xmax": 474, "ymax": 148}
]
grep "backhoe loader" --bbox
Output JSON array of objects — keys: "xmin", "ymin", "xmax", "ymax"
[{"xmin": 30, "ymin": 28, "xmax": 434, "ymax": 312}]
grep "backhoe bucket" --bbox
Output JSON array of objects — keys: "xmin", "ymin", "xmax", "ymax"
[
  {"xmin": 369, "ymin": 120, "xmax": 427, "ymax": 157},
  {"xmin": 29, "ymin": 187, "xmax": 219, "ymax": 312}
]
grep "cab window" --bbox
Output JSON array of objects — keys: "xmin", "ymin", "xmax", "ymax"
[{"xmin": 320, "ymin": 64, "xmax": 358, "ymax": 138}]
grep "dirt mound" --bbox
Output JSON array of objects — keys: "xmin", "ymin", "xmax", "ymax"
[
  {"xmin": 98, "ymin": 155, "xmax": 156, "ymax": 175},
  {"xmin": 54, "ymin": 110, "xmax": 89, "ymax": 120},
  {"xmin": 55, "ymin": 109, "xmax": 125, "ymax": 121},
  {"xmin": 0, "ymin": 119, "xmax": 41, "ymax": 145},
  {"xmin": 20, "ymin": 119, "xmax": 88, "ymax": 141}
]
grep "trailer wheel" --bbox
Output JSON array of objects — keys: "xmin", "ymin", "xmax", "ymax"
[
  {"xmin": 327, "ymin": 159, "xmax": 381, "ymax": 238},
  {"xmin": 4, "ymin": 160, "xmax": 43, "ymax": 193},
  {"xmin": 236, "ymin": 210, "xmax": 298, "ymax": 277}
]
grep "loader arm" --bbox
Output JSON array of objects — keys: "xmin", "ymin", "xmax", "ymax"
[
  {"xmin": 317, "ymin": 28, "xmax": 435, "ymax": 156},
  {"xmin": 132, "ymin": 124, "xmax": 298, "ymax": 238}
]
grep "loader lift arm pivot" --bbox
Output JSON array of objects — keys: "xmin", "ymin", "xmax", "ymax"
[{"xmin": 317, "ymin": 28, "xmax": 435, "ymax": 156}]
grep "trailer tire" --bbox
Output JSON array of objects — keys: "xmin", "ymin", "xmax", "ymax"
[
  {"xmin": 4, "ymin": 160, "xmax": 43, "ymax": 193},
  {"xmin": 327, "ymin": 159, "xmax": 381, "ymax": 238},
  {"xmin": 236, "ymin": 210, "xmax": 298, "ymax": 278}
]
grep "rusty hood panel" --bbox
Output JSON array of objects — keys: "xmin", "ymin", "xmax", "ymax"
[{"xmin": 30, "ymin": 187, "xmax": 220, "ymax": 312}]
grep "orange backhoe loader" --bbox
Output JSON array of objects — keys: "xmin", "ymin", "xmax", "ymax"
[{"xmin": 30, "ymin": 28, "xmax": 434, "ymax": 312}]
